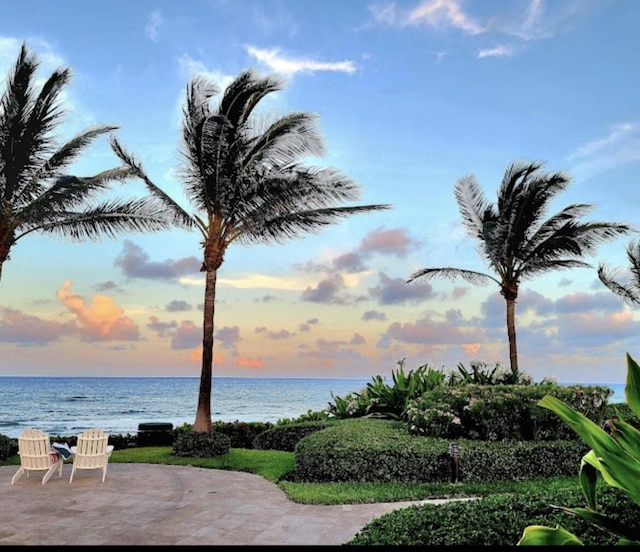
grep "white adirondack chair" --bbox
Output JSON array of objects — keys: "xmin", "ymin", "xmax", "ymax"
[
  {"xmin": 69, "ymin": 428, "xmax": 114, "ymax": 483},
  {"xmin": 11, "ymin": 428, "xmax": 64, "ymax": 485}
]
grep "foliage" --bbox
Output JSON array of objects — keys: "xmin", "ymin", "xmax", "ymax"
[
  {"xmin": 174, "ymin": 421, "xmax": 275, "ymax": 449},
  {"xmin": 327, "ymin": 359, "xmax": 447, "ymax": 420},
  {"xmin": 111, "ymin": 69, "xmax": 391, "ymax": 433},
  {"xmin": 346, "ymin": 486, "xmax": 640, "ymax": 546},
  {"xmin": 252, "ymin": 421, "xmax": 332, "ymax": 452},
  {"xmin": 406, "ymin": 160, "xmax": 633, "ymax": 376},
  {"xmin": 172, "ymin": 429, "xmax": 231, "ymax": 458},
  {"xmin": 406, "ymin": 382, "xmax": 612, "ymax": 441},
  {"xmin": 517, "ymin": 353, "xmax": 640, "ymax": 546},
  {"xmin": 275, "ymin": 409, "xmax": 330, "ymax": 425},
  {"xmin": 292, "ymin": 418, "xmax": 587, "ymax": 484},
  {"xmin": 451, "ymin": 360, "xmax": 533, "ymax": 385},
  {"xmin": 0, "ymin": 42, "xmax": 172, "ymax": 283},
  {"xmin": 598, "ymin": 239, "xmax": 640, "ymax": 306},
  {"xmin": 0, "ymin": 434, "xmax": 15, "ymax": 461}
]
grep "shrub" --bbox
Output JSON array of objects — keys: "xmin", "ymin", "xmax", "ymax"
[
  {"xmin": 291, "ymin": 418, "xmax": 586, "ymax": 484},
  {"xmin": 346, "ymin": 486, "xmax": 640, "ymax": 546},
  {"xmin": 406, "ymin": 382, "xmax": 611, "ymax": 441},
  {"xmin": 252, "ymin": 421, "xmax": 332, "ymax": 452},
  {"xmin": 172, "ymin": 430, "xmax": 231, "ymax": 457},
  {"xmin": 0, "ymin": 434, "xmax": 15, "ymax": 462}
]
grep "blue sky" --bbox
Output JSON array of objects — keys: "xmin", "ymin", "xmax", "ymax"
[{"xmin": 0, "ymin": 0, "xmax": 639, "ymax": 382}]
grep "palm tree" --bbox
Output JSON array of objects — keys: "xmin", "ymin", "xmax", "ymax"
[
  {"xmin": 598, "ymin": 240, "xmax": 640, "ymax": 306},
  {"xmin": 0, "ymin": 43, "xmax": 172, "ymax": 283},
  {"xmin": 111, "ymin": 69, "xmax": 392, "ymax": 433},
  {"xmin": 406, "ymin": 160, "xmax": 633, "ymax": 376}
]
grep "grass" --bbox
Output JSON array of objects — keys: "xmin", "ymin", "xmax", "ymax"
[{"xmin": 3, "ymin": 445, "xmax": 583, "ymax": 506}]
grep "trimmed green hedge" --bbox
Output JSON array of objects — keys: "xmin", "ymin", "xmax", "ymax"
[
  {"xmin": 345, "ymin": 486, "xmax": 640, "ymax": 546},
  {"xmin": 293, "ymin": 418, "xmax": 589, "ymax": 483}
]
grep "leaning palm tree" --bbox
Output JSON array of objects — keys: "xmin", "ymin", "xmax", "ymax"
[
  {"xmin": 111, "ymin": 69, "xmax": 392, "ymax": 433},
  {"xmin": 598, "ymin": 240, "xmax": 640, "ymax": 306},
  {"xmin": 0, "ymin": 43, "xmax": 173, "ymax": 284},
  {"xmin": 407, "ymin": 160, "xmax": 633, "ymax": 376}
]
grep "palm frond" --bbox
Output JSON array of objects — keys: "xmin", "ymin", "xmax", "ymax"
[
  {"xmin": 15, "ymin": 125, "xmax": 118, "ymax": 206},
  {"xmin": 233, "ymin": 204, "xmax": 391, "ymax": 245},
  {"xmin": 241, "ymin": 112, "xmax": 326, "ymax": 170},
  {"xmin": 31, "ymin": 197, "xmax": 174, "ymax": 242},
  {"xmin": 218, "ymin": 69, "xmax": 286, "ymax": 127},
  {"xmin": 598, "ymin": 263, "xmax": 640, "ymax": 306},
  {"xmin": 406, "ymin": 267, "xmax": 497, "ymax": 286},
  {"xmin": 110, "ymin": 137, "xmax": 195, "ymax": 231},
  {"xmin": 454, "ymin": 174, "xmax": 493, "ymax": 240},
  {"xmin": 597, "ymin": 240, "xmax": 640, "ymax": 307}
]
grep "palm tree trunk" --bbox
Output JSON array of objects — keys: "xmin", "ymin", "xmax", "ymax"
[
  {"xmin": 193, "ymin": 268, "xmax": 217, "ymax": 433},
  {"xmin": 506, "ymin": 297, "xmax": 518, "ymax": 375}
]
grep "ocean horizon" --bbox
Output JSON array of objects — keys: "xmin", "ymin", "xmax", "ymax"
[{"xmin": 0, "ymin": 376, "xmax": 627, "ymax": 439}]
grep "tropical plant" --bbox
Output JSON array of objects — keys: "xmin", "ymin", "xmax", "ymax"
[
  {"xmin": 406, "ymin": 160, "xmax": 633, "ymax": 375},
  {"xmin": 0, "ymin": 43, "xmax": 171, "ymax": 284},
  {"xmin": 111, "ymin": 69, "xmax": 392, "ymax": 433},
  {"xmin": 328, "ymin": 358, "xmax": 447, "ymax": 420},
  {"xmin": 598, "ymin": 239, "xmax": 640, "ymax": 307},
  {"xmin": 517, "ymin": 353, "xmax": 640, "ymax": 545}
]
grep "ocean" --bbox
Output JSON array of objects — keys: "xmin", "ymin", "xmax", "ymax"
[{"xmin": 0, "ymin": 376, "xmax": 626, "ymax": 439}]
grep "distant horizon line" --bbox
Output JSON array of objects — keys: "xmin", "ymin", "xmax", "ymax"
[{"xmin": 0, "ymin": 374, "xmax": 625, "ymax": 385}]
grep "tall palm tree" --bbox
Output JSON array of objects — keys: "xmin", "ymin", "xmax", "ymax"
[
  {"xmin": 0, "ymin": 43, "xmax": 172, "ymax": 283},
  {"xmin": 598, "ymin": 240, "xmax": 640, "ymax": 306},
  {"xmin": 111, "ymin": 69, "xmax": 392, "ymax": 433},
  {"xmin": 406, "ymin": 160, "xmax": 633, "ymax": 376}
]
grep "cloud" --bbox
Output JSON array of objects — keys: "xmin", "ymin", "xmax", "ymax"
[
  {"xmin": 145, "ymin": 9, "xmax": 164, "ymax": 42},
  {"xmin": 567, "ymin": 123, "xmax": 640, "ymax": 180},
  {"xmin": 350, "ymin": 333, "xmax": 366, "ymax": 345},
  {"xmin": 56, "ymin": 280, "xmax": 141, "ymax": 342},
  {"xmin": 115, "ymin": 240, "xmax": 200, "ymax": 281},
  {"xmin": 237, "ymin": 355, "xmax": 264, "ymax": 369},
  {"xmin": 215, "ymin": 325, "xmax": 241, "ymax": 350},
  {"xmin": 170, "ymin": 320, "xmax": 201, "ymax": 350},
  {"xmin": 359, "ymin": 227, "xmax": 420, "ymax": 257},
  {"xmin": 166, "ymin": 300, "xmax": 192, "ymax": 312},
  {"xmin": 370, "ymin": 272, "xmax": 435, "ymax": 305},
  {"xmin": 370, "ymin": 0, "xmax": 484, "ymax": 34},
  {"xmin": 255, "ymin": 327, "xmax": 295, "ymax": 340},
  {"xmin": 245, "ymin": 46, "xmax": 356, "ymax": 75},
  {"xmin": 301, "ymin": 273, "xmax": 347, "ymax": 304},
  {"xmin": 0, "ymin": 307, "xmax": 74, "ymax": 346},
  {"xmin": 147, "ymin": 315, "xmax": 178, "ymax": 338},
  {"xmin": 478, "ymin": 45, "xmax": 515, "ymax": 58},
  {"xmin": 378, "ymin": 311, "xmax": 485, "ymax": 347},
  {"xmin": 362, "ymin": 310, "xmax": 388, "ymax": 321},
  {"xmin": 93, "ymin": 280, "xmax": 122, "ymax": 293}
]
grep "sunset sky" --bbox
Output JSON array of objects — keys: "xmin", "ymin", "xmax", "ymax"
[{"xmin": 0, "ymin": 0, "xmax": 639, "ymax": 383}]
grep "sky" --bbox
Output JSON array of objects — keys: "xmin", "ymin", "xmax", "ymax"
[{"xmin": 0, "ymin": 0, "xmax": 639, "ymax": 383}]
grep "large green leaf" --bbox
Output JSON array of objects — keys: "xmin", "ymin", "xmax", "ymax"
[
  {"xmin": 516, "ymin": 524, "xmax": 583, "ymax": 545},
  {"xmin": 553, "ymin": 506, "xmax": 640, "ymax": 543},
  {"xmin": 538, "ymin": 395, "xmax": 622, "ymax": 459},
  {"xmin": 579, "ymin": 454, "xmax": 599, "ymax": 510},
  {"xmin": 626, "ymin": 354, "xmax": 640, "ymax": 419},
  {"xmin": 610, "ymin": 418, "xmax": 640, "ymax": 461}
]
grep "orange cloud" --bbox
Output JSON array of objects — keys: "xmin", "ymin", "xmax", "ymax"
[
  {"xmin": 56, "ymin": 280, "xmax": 140, "ymax": 341},
  {"xmin": 236, "ymin": 355, "xmax": 264, "ymax": 369},
  {"xmin": 463, "ymin": 343, "xmax": 482, "ymax": 355}
]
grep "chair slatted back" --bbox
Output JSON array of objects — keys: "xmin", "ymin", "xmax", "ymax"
[
  {"xmin": 74, "ymin": 428, "xmax": 110, "ymax": 469},
  {"xmin": 18, "ymin": 428, "xmax": 55, "ymax": 470}
]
